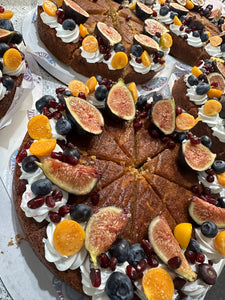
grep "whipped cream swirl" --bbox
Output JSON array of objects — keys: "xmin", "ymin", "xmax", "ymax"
[
  {"xmin": 129, "ymin": 54, "xmax": 151, "ymax": 74},
  {"xmin": 169, "ymin": 24, "xmax": 185, "ymax": 37},
  {"xmin": 187, "ymin": 32, "xmax": 204, "ymax": 48},
  {"xmin": 3, "ymin": 59, "xmax": 26, "ymax": 77},
  {"xmin": 80, "ymin": 47, "xmax": 104, "ymax": 63},
  {"xmin": 186, "ymin": 85, "xmax": 208, "ymax": 105},
  {"xmin": 212, "ymin": 124, "xmax": 225, "ymax": 143},
  {"xmin": 198, "ymin": 106, "xmax": 221, "ymax": 128},
  {"xmin": 102, "ymin": 51, "xmax": 116, "ymax": 71},
  {"xmin": 43, "ymin": 216, "xmax": 87, "ymax": 271},
  {"xmin": 56, "ymin": 23, "xmax": 79, "ymax": 43},
  {"xmin": 205, "ymin": 44, "xmax": 223, "ymax": 58},
  {"xmin": 40, "ymin": 11, "xmax": 58, "ymax": 28},
  {"xmin": 198, "ymin": 171, "xmax": 223, "ymax": 194},
  {"xmin": 153, "ymin": 3, "xmax": 173, "ymax": 24}
]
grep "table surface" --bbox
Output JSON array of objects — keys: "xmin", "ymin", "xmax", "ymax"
[{"xmin": 1, "ymin": 1, "xmax": 225, "ymax": 299}]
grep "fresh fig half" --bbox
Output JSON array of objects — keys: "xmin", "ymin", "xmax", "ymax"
[
  {"xmin": 207, "ymin": 72, "xmax": 225, "ymax": 93},
  {"xmin": 65, "ymin": 96, "xmax": 104, "ymax": 135},
  {"xmin": 144, "ymin": 19, "xmax": 168, "ymax": 37},
  {"xmin": 213, "ymin": 58, "xmax": 225, "ymax": 78},
  {"xmin": 133, "ymin": 33, "xmax": 159, "ymax": 53},
  {"xmin": 191, "ymin": 0, "xmax": 205, "ymax": 8},
  {"xmin": 169, "ymin": 3, "xmax": 189, "ymax": 15},
  {"xmin": 106, "ymin": 78, "xmax": 136, "ymax": 121},
  {"xmin": 62, "ymin": 0, "xmax": 89, "ymax": 24},
  {"xmin": 85, "ymin": 206, "xmax": 130, "ymax": 267},
  {"xmin": 209, "ymin": 8, "xmax": 222, "ymax": 21},
  {"xmin": 151, "ymin": 99, "xmax": 176, "ymax": 135},
  {"xmin": 0, "ymin": 28, "xmax": 14, "ymax": 43},
  {"xmin": 189, "ymin": 196, "xmax": 225, "ymax": 227},
  {"xmin": 36, "ymin": 158, "xmax": 101, "ymax": 195},
  {"xmin": 174, "ymin": 0, "xmax": 187, "ymax": 6},
  {"xmin": 95, "ymin": 22, "xmax": 122, "ymax": 47},
  {"xmin": 181, "ymin": 140, "xmax": 216, "ymax": 171},
  {"xmin": 136, "ymin": 2, "xmax": 153, "ymax": 21},
  {"xmin": 148, "ymin": 215, "xmax": 197, "ymax": 282}
]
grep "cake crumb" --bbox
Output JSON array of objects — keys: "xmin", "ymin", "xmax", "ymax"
[
  {"xmin": 79, "ymin": 159, "xmax": 86, "ymax": 164},
  {"xmin": 91, "ymin": 155, "xmax": 96, "ymax": 160},
  {"xmin": 1, "ymin": 251, "xmax": 4, "ymax": 254},
  {"xmin": 8, "ymin": 238, "xmax": 14, "ymax": 246},
  {"xmin": 15, "ymin": 234, "xmax": 24, "ymax": 245}
]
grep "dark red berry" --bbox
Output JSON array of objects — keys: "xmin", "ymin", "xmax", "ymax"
[
  {"xmin": 176, "ymin": 107, "xmax": 183, "ymax": 115},
  {"xmin": 49, "ymin": 211, "xmax": 61, "ymax": 223},
  {"xmin": 196, "ymin": 252, "xmax": 205, "ymax": 264},
  {"xmin": 28, "ymin": 195, "xmax": 45, "ymax": 209},
  {"xmin": 45, "ymin": 195, "xmax": 55, "ymax": 208},
  {"xmin": 205, "ymin": 168, "xmax": 215, "ymax": 176},
  {"xmin": 206, "ymin": 175, "xmax": 214, "ymax": 183},
  {"xmin": 168, "ymin": 256, "xmax": 182, "ymax": 269},
  {"xmin": 56, "ymin": 87, "xmax": 66, "ymax": 94},
  {"xmin": 155, "ymin": 32, "xmax": 161, "ymax": 38},
  {"xmin": 48, "ymin": 99, "xmax": 57, "ymax": 108},
  {"xmin": 167, "ymin": 140, "xmax": 176, "ymax": 149},
  {"xmin": 66, "ymin": 155, "xmax": 78, "ymax": 165},
  {"xmin": 126, "ymin": 15, "xmax": 131, "ymax": 21},
  {"xmin": 51, "ymin": 151, "xmax": 63, "ymax": 160},
  {"xmin": 135, "ymin": 57, "xmax": 142, "ymax": 64},
  {"xmin": 98, "ymin": 253, "xmax": 110, "ymax": 268},
  {"xmin": 17, "ymin": 179, "xmax": 28, "ymax": 195},
  {"xmin": 152, "ymin": 10, "xmax": 157, "ymax": 17},
  {"xmin": 78, "ymin": 92, "xmax": 86, "ymax": 100},
  {"xmin": 173, "ymin": 277, "xmax": 186, "ymax": 290},
  {"xmin": 90, "ymin": 268, "xmax": 101, "ymax": 287},
  {"xmin": 126, "ymin": 265, "xmax": 138, "ymax": 281},
  {"xmin": 59, "ymin": 205, "xmax": 71, "ymax": 217},
  {"xmin": 0, "ymin": 6, "xmax": 4, "ymax": 13},
  {"xmin": 135, "ymin": 258, "xmax": 148, "ymax": 273},
  {"xmin": 191, "ymin": 185, "xmax": 200, "ymax": 195},
  {"xmin": 16, "ymin": 148, "xmax": 27, "ymax": 163},
  {"xmin": 91, "ymin": 191, "xmax": 99, "ymax": 205},
  {"xmin": 109, "ymin": 257, "xmax": 118, "ymax": 271},
  {"xmin": 56, "ymin": 103, "xmax": 66, "ymax": 111},
  {"xmin": 141, "ymin": 239, "xmax": 154, "ymax": 257},
  {"xmin": 52, "ymin": 189, "xmax": 63, "ymax": 201},
  {"xmin": 43, "ymin": 107, "xmax": 53, "ymax": 119},
  {"xmin": 184, "ymin": 250, "xmax": 196, "ymax": 264},
  {"xmin": 53, "ymin": 111, "xmax": 62, "ymax": 120},
  {"xmin": 147, "ymin": 254, "xmax": 159, "ymax": 267}
]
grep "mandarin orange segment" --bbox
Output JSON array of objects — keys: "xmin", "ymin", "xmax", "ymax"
[
  {"xmin": 207, "ymin": 88, "xmax": 223, "ymax": 99},
  {"xmin": 176, "ymin": 112, "xmax": 200, "ymax": 131},
  {"xmin": 53, "ymin": 220, "xmax": 85, "ymax": 256},
  {"xmin": 214, "ymin": 231, "xmax": 225, "ymax": 256},
  {"xmin": 82, "ymin": 35, "xmax": 99, "ymax": 53},
  {"xmin": 79, "ymin": 24, "xmax": 89, "ymax": 38},
  {"xmin": 0, "ymin": 9, "xmax": 14, "ymax": 19},
  {"xmin": 85, "ymin": 76, "xmax": 97, "ymax": 94},
  {"xmin": 141, "ymin": 50, "xmax": 151, "ymax": 67},
  {"xmin": 192, "ymin": 66, "xmax": 202, "ymax": 77},
  {"xmin": 68, "ymin": 79, "xmax": 89, "ymax": 97},
  {"xmin": 3, "ymin": 48, "xmax": 22, "ymax": 71},
  {"xmin": 203, "ymin": 100, "xmax": 222, "ymax": 115},
  {"xmin": 29, "ymin": 138, "xmax": 56, "ymax": 156},
  {"xmin": 210, "ymin": 35, "xmax": 223, "ymax": 47},
  {"xmin": 129, "ymin": 1, "xmax": 137, "ymax": 10},
  {"xmin": 174, "ymin": 15, "xmax": 182, "ymax": 26},
  {"xmin": 185, "ymin": 0, "xmax": 194, "ymax": 10},
  {"xmin": 111, "ymin": 51, "xmax": 128, "ymax": 69},
  {"xmin": 142, "ymin": 268, "xmax": 174, "ymax": 300},
  {"xmin": 217, "ymin": 172, "xmax": 225, "ymax": 186},
  {"xmin": 27, "ymin": 115, "xmax": 52, "ymax": 140},
  {"xmin": 160, "ymin": 32, "xmax": 173, "ymax": 49},
  {"xmin": 174, "ymin": 223, "xmax": 192, "ymax": 249},
  {"xmin": 52, "ymin": 0, "xmax": 63, "ymax": 7},
  {"xmin": 128, "ymin": 82, "xmax": 138, "ymax": 101},
  {"xmin": 158, "ymin": 0, "xmax": 166, "ymax": 4},
  {"xmin": 43, "ymin": 0, "xmax": 58, "ymax": 16}
]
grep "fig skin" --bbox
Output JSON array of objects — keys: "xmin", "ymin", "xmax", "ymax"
[
  {"xmin": 95, "ymin": 22, "xmax": 122, "ymax": 47},
  {"xmin": 62, "ymin": 0, "xmax": 89, "ymax": 24}
]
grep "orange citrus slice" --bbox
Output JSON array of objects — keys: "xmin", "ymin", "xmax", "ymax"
[
  {"xmin": 68, "ymin": 80, "xmax": 89, "ymax": 97},
  {"xmin": 176, "ymin": 112, "xmax": 201, "ymax": 131},
  {"xmin": 174, "ymin": 15, "xmax": 182, "ymax": 26},
  {"xmin": 79, "ymin": 24, "xmax": 89, "ymax": 38},
  {"xmin": 174, "ymin": 223, "xmax": 192, "ymax": 249},
  {"xmin": 29, "ymin": 138, "xmax": 56, "ymax": 157},
  {"xmin": 217, "ymin": 172, "xmax": 225, "ymax": 186},
  {"xmin": 85, "ymin": 76, "xmax": 97, "ymax": 94},
  {"xmin": 203, "ymin": 100, "xmax": 222, "ymax": 115},
  {"xmin": 0, "ymin": 9, "xmax": 14, "ymax": 19},
  {"xmin": 142, "ymin": 268, "xmax": 174, "ymax": 300},
  {"xmin": 43, "ymin": 0, "xmax": 58, "ymax": 16},
  {"xmin": 27, "ymin": 115, "xmax": 52, "ymax": 140},
  {"xmin": 53, "ymin": 220, "xmax": 85, "ymax": 256},
  {"xmin": 214, "ymin": 231, "xmax": 225, "ymax": 256},
  {"xmin": 141, "ymin": 50, "xmax": 151, "ymax": 66},
  {"xmin": 82, "ymin": 35, "xmax": 99, "ymax": 53},
  {"xmin": 207, "ymin": 88, "xmax": 223, "ymax": 99},
  {"xmin": 3, "ymin": 48, "xmax": 22, "ymax": 71},
  {"xmin": 128, "ymin": 82, "xmax": 138, "ymax": 101},
  {"xmin": 191, "ymin": 66, "xmax": 202, "ymax": 77},
  {"xmin": 160, "ymin": 33, "xmax": 173, "ymax": 49},
  {"xmin": 111, "ymin": 52, "xmax": 128, "ymax": 69},
  {"xmin": 185, "ymin": 0, "xmax": 194, "ymax": 10}
]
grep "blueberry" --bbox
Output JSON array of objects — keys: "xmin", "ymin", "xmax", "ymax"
[
  {"xmin": 200, "ymin": 135, "xmax": 212, "ymax": 148},
  {"xmin": 187, "ymin": 74, "xmax": 199, "ymax": 86},
  {"xmin": 10, "ymin": 31, "xmax": 23, "ymax": 44},
  {"xmin": 203, "ymin": 8, "xmax": 210, "ymax": 16},
  {"xmin": 63, "ymin": 148, "xmax": 80, "ymax": 159},
  {"xmin": 31, "ymin": 178, "xmax": 52, "ymax": 196},
  {"xmin": 109, "ymin": 238, "xmax": 130, "ymax": 263},
  {"xmin": 200, "ymin": 32, "xmax": 209, "ymax": 43},
  {"xmin": 105, "ymin": 272, "xmax": 133, "ymax": 300},
  {"xmin": 153, "ymin": 92, "xmax": 163, "ymax": 102},
  {"xmin": 218, "ymin": 197, "xmax": 225, "ymax": 208},
  {"xmin": 136, "ymin": 95, "xmax": 148, "ymax": 110},
  {"xmin": 159, "ymin": 5, "xmax": 169, "ymax": 16},
  {"xmin": 193, "ymin": 31, "xmax": 200, "ymax": 38},
  {"xmin": 55, "ymin": 118, "xmax": 72, "ymax": 135},
  {"xmin": 62, "ymin": 90, "xmax": 73, "ymax": 97},
  {"xmin": 70, "ymin": 204, "xmax": 92, "ymax": 222},
  {"xmin": 114, "ymin": 43, "xmax": 125, "ymax": 53},
  {"xmin": 221, "ymin": 43, "xmax": 225, "ymax": 52},
  {"xmin": 218, "ymin": 18, "xmax": 225, "ymax": 25},
  {"xmin": 176, "ymin": 132, "xmax": 188, "ymax": 144},
  {"xmin": 62, "ymin": 19, "xmax": 76, "ymax": 31},
  {"xmin": 152, "ymin": 36, "xmax": 159, "ymax": 44},
  {"xmin": 96, "ymin": 75, "xmax": 102, "ymax": 83},
  {"xmin": 219, "ymin": 102, "xmax": 225, "ymax": 119},
  {"xmin": 170, "ymin": 11, "xmax": 178, "ymax": 19},
  {"xmin": 35, "ymin": 95, "xmax": 56, "ymax": 113},
  {"xmin": 95, "ymin": 85, "xmax": 108, "ymax": 101},
  {"xmin": 201, "ymin": 221, "xmax": 218, "ymax": 238},
  {"xmin": 127, "ymin": 243, "xmax": 146, "ymax": 267},
  {"xmin": 0, "ymin": 43, "xmax": 10, "ymax": 57},
  {"xmin": 158, "ymin": 51, "xmax": 164, "ymax": 58},
  {"xmin": 131, "ymin": 44, "xmax": 143, "ymax": 57},
  {"xmin": 196, "ymin": 82, "xmax": 210, "ymax": 95},
  {"xmin": 206, "ymin": 4, "xmax": 213, "ymax": 11},
  {"xmin": 212, "ymin": 160, "xmax": 225, "ymax": 174},
  {"xmin": 187, "ymin": 238, "xmax": 201, "ymax": 253},
  {"xmin": 58, "ymin": 90, "xmax": 72, "ymax": 105},
  {"xmin": 0, "ymin": 19, "xmax": 14, "ymax": 31},
  {"xmin": 22, "ymin": 155, "xmax": 40, "ymax": 173},
  {"xmin": 2, "ymin": 75, "xmax": 14, "ymax": 91},
  {"xmin": 198, "ymin": 264, "xmax": 217, "ymax": 285}
]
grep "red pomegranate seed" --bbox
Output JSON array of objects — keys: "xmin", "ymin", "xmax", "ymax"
[
  {"xmin": 99, "ymin": 45, "xmax": 105, "ymax": 54},
  {"xmin": 66, "ymin": 155, "xmax": 78, "ymax": 165},
  {"xmin": 152, "ymin": 10, "xmax": 157, "ymax": 17},
  {"xmin": 205, "ymin": 168, "xmax": 215, "ymax": 176},
  {"xmin": 147, "ymin": 254, "xmax": 159, "ymax": 267},
  {"xmin": 17, "ymin": 179, "xmax": 28, "ymax": 195},
  {"xmin": 135, "ymin": 258, "xmax": 148, "ymax": 273},
  {"xmin": 78, "ymin": 92, "xmax": 86, "ymax": 100},
  {"xmin": 191, "ymin": 185, "xmax": 200, "ymax": 195},
  {"xmin": 173, "ymin": 277, "xmax": 187, "ymax": 290},
  {"xmin": 133, "ymin": 120, "xmax": 142, "ymax": 131},
  {"xmin": 53, "ymin": 111, "xmax": 62, "ymax": 120},
  {"xmin": 118, "ymin": 5, "xmax": 123, "ymax": 9},
  {"xmin": 90, "ymin": 268, "xmax": 101, "ymax": 287},
  {"xmin": 56, "ymin": 10, "xmax": 63, "ymax": 17},
  {"xmin": 28, "ymin": 195, "xmax": 45, "ymax": 209},
  {"xmin": 135, "ymin": 57, "xmax": 142, "ymax": 64},
  {"xmin": 16, "ymin": 148, "xmax": 27, "ymax": 163},
  {"xmin": 52, "ymin": 189, "xmax": 63, "ymax": 201},
  {"xmin": 59, "ymin": 205, "xmax": 71, "ymax": 217},
  {"xmin": 184, "ymin": 250, "xmax": 196, "ymax": 264},
  {"xmin": 126, "ymin": 265, "xmax": 138, "ymax": 281},
  {"xmin": 109, "ymin": 257, "xmax": 118, "ymax": 271},
  {"xmin": 155, "ymin": 32, "xmax": 161, "ymax": 38},
  {"xmin": 56, "ymin": 103, "xmax": 66, "ymax": 111},
  {"xmin": 51, "ymin": 151, "xmax": 63, "ymax": 160},
  {"xmin": 162, "ymin": 136, "xmax": 170, "ymax": 144},
  {"xmin": 140, "ymin": 111, "xmax": 147, "ymax": 118},
  {"xmin": 48, "ymin": 99, "xmax": 57, "ymax": 108},
  {"xmin": 24, "ymin": 140, "xmax": 33, "ymax": 149},
  {"xmin": 49, "ymin": 211, "xmax": 61, "ymax": 223},
  {"xmin": 145, "ymin": 103, "xmax": 153, "ymax": 111},
  {"xmin": 91, "ymin": 192, "xmax": 99, "ymax": 205},
  {"xmin": 141, "ymin": 239, "xmax": 154, "ymax": 257},
  {"xmin": 43, "ymin": 107, "xmax": 53, "ymax": 119},
  {"xmin": 150, "ymin": 129, "xmax": 160, "ymax": 139},
  {"xmin": 98, "ymin": 253, "xmax": 110, "ymax": 268},
  {"xmin": 56, "ymin": 87, "xmax": 66, "ymax": 94},
  {"xmin": 126, "ymin": 15, "xmax": 131, "ymax": 21},
  {"xmin": 0, "ymin": 6, "xmax": 4, "ymax": 13},
  {"xmin": 206, "ymin": 175, "xmax": 214, "ymax": 183},
  {"xmin": 201, "ymin": 195, "xmax": 219, "ymax": 206},
  {"xmin": 179, "ymin": 25, "xmax": 184, "ymax": 31},
  {"xmin": 58, "ymin": 17, "xmax": 63, "ymax": 24},
  {"xmin": 203, "ymin": 187, "xmax": 211, "ymax": 195},
  {"xmin": 176, "ymin": 107, "xmax": 183, "ymax": 115},
  {"xmin": 211, "ymin": 82, "xmax": 218, "ymax": 88},
  {"xmin": 45, "ymin": 195, "xmax": 55, "ymax": 208},
  {"xmin": 168, "ymin": 256, "xmax": 182, "ymax": 269},
  {"xmin": 196, "ymin": 252, "xmax": 205, "ymax": 263},
  {"xmin": 167, "ymin": 140, "xmax": 176, "ymax": 149}
]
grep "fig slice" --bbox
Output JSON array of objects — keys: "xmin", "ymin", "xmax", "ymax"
[
  {"xmin": 182, "ymin": 140, "xmax": 216, "ymax": 171},
  {"xmin": 135, "ymin": 2, "xmax": 153, "ymax": 21},
  {"xmin": 144, "ymin": 19, "xmax": 168, "ymax": 37},
  {"xmin": 0, "ymin": 28, "xmax": 14, "ymax": 43},
  {"xmin": 207, "ymin": 72, "xmax": 225, "ymax": 93},
  {"xmin": 148, "ymin": 215, "xmax": 197, "ymax": 282},
  {"xmin": 191, "ymin": 0, "xmax": 205, "ymax": 7},
  {"xmin": 213, "ymin": 58, "xmax": 225, "ymax": 78},
  {"xmin": 106, "ymin": 78, "xmax": 136, "ymax": 121},
  {"xmin": 151, "ymin": 99, "xmax": 176, "ymax": 135},
  {"xmin": 189, "ymin": 196, "xmax": 225, "ymax": 227},
  {"xmin": 209, "ymin": 8, "xmax": 222, "ymax": 21},
  {"xmin": 65, "ymin": 96, "xmax": 104, "ymax": 135},
  {"xmin": 134, "ymin": 33, "xmax": 159, "ymax": 53},
  {"xmin": 175, "ymin": 0, "xmax": 187, "ymax": 6},
  {"xmin": 95, "ymin": 22, "xmax": 122, "ymax": 47},
  {"xmin": 62, "ymin": 0, "xmax": 89, "ymax": 24},
  {"xmin": 85, "ymin": 206, "xmax": 130, "ymax": 267},
  {"xmin": 36, "ymin": 158, "xmax": 101, "ymax": 195},
  {"xmin": 169, "ymin": 3, "xmax": 189, "ymax": 15}
]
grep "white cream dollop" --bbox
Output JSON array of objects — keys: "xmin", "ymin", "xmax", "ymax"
[
  {"xmin": 40, "ymin": 11, "xmax": 58, "ymax": 28},
  {"xmin": 55, "ymin": 23, "xmax": 79, "ymax": 43},
  {"xmin": 3, "ymin": 59, "xmax": 26, "ymax": 77},
  {"xmin": 153, "ymin": 3, "xmax": 173, "ymax": 25},
  {"xmin": 186, "ymin": 86, "xmax": 208, "ymax": 105},
  {"xmin": 187, "ymin": 32, "xmax": 204, "ymax": 48},
  {"xmin": 43, "ymin": 217, "xmax": 87, "ymax": 271},
  {"xmin": 129, "ymin": 54, "xmax": 151, "ymax": 74},
  {"xmin": 198, "ymin": 171, "xmax": 223, "ymax": 194},
  {"xmin": 80, "ymin": 47, "xmax": 104, "ymax": 63},
  {"xmin": 169, "ymin": 24, "xmax": 185, "ymax": 36},
  {"xmin": 212, "ymin": 124, "xmax": 225, "ymax": 143},
  {"xmin": 198, "ymin": 106, "xmax": 221, "ymax": 127},
  {"xmin": 205, "ymin": 44, "xmax": 223, "ymax": 58},
  {"xmin": 0, "ymin": 81, "xmax": 7, "ymax": 101}
]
